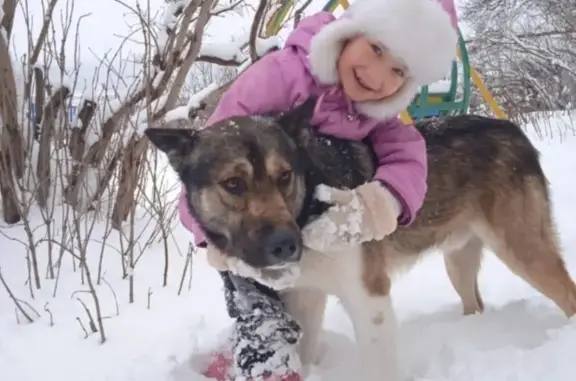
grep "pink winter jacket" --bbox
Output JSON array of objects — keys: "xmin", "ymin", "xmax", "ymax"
[{"xmin": 179, "ymin": 12, "xmax": 427, "ymax": 247}]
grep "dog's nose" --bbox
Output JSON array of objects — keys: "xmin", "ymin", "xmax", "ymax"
[{"xmin": 264, "ymin": 228, "xmax": 301, "ymax": 262}]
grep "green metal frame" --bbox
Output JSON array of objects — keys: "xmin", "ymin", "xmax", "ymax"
[
  {"xmin": 323, "ymin": 0, "xmax": 340, "ymax": 12},
  {"xmin": 407, "ymin": 30, "xmax": 472, "ymax": 120}
]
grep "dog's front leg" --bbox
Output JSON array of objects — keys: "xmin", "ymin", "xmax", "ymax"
[
  {"xmin": 281, "ymin": 288, "xmax": 327, "ymax": 369},
  {"xmin": 341, "ymin": 287, "xmax": 399, "ymax": 381},
  {"xmin": 337, "ymin": 249, "xmax": 400, "ymax": 381}
]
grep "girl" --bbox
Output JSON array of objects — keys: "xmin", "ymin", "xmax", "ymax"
[{"xmin": 182, "ymin": 0, "xmax": 458, "ymax": 379}]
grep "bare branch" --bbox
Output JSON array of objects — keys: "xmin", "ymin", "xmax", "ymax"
[
  {"xmin": 249, "ymin": 0, "xmax": 269, "ymax": 62},
  {"xmin": 0, "ymin": 268, "xmax": 37, "ymax": 324}
]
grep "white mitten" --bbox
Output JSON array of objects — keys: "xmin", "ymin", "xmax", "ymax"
[{"xmin": 302, "ymin": 181, "xmax": 401, "ymax": 252}]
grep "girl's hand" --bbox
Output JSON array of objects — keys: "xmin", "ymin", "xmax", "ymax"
[{"xmin": 302, "ymin": 182, "xmax": 400, "ymax": 252}]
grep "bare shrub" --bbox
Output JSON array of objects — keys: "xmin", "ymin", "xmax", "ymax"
[
  {"xmin": 0, "ymin": 0, "xmax": 289, "ymax": 341},
  {"xmin": 461, "ymin": 0, "xmax": 575, "ymax": 132}
]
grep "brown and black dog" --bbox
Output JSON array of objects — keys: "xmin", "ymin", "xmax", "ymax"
[{"xmin": 146, "ymin": 98, "xmax": 576, "ymax": 381}]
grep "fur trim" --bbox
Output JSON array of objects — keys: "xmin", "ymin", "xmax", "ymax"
[
  {"xmin": 308, "ymin": 18, "xmax": 361, "ymax": 85},
  {"xmin": 355, "ymin": 79, "xmax": 420, "ymax": 119},
  {"xmin": 308, "ymin": 0, "xmax": 458, "ymax": 120}
]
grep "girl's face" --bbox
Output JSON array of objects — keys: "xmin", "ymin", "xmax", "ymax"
[{"xmin": 337, "ymin": 36, "xmax": 408, "ymax": 102}]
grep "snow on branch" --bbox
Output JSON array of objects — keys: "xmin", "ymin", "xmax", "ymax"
[
  {"xmin": 504, "ymin": 31, "xmax": 576, "ymax": 77},
  {"xmin": 130, "ymin": 94, "xmax": 169, "ymax": 136},
  {"xmin": 132, "ymin": 82, "xmax": 218, "ymax": 134},
  {"xmin": 210, "ymin": 0, "xmax": 245, "ymax": 17},
  {"xmin": 198, "ymin": 32, "xmax": 281, "ymax": 66},
  {"xmin": 169, "ymin": 82, "xmax": 219, "ymax": 122},
  {"xmin": 187, "ymin": 82, "xmax": 219, "ymax": 109},
  {"xmin": 157, "ymin": 0, "xmax": 187, "ymax": 56},
  {"xmin": 154, "ymin": 0, "xmax": 202, "ymax": 71},
  {"xmin": 0, "ymin": 5, "xmax": 5, "ymax": 41},
  {"xmin": 164, "ymin": 0, "xmax": 187, "ymax": 31}
]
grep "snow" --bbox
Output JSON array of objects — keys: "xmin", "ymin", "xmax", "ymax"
[
  {"xmin": 158, "ymin": 0, "xmax": 188, "ymax": 53},
  {"xmin": 187, "ymin": 83, "xmax": 219, "ymax": 109},
  {"xmin": 420, "ymin": 79, "xmax": 452, "ymax": 93},
  {"xmin": 200, "ymin": 31, "xmax": 281, "ymax": 65},
  {"xmin": 0, "ymin": 0, "xmax": 5, "ymax": 42},
  {"xmin": 130, "ymin": 93, "xmax": 169, "ymax": 135},
  {"xmin": 1, "ymin": 112, "xmax": 575, "ymax": 380},
  {"xmin": 141, "ymin": 82, "xmax": 219, "ymax": 127},
  {"xmin": 3, "ymin": 0, "xmax": 576, "ymax": 376},
  {"xmin": 301, "ymin": 184, "xmax": 369, "ymax": 253}
]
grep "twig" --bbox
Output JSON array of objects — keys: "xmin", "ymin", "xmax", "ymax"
[
  {"xmin": 82, "ymin": 260, "xmax": 107, "ymax": 343},
  {"xmin": 294, "ymin": 0, "xmax": 312, "ymax": 28},
  {"xmin": 76, "ymin": 317, "xmax": 89, "ymax": 339},
  {"xmin": 178, "ymin": 243, "xmax": 194, "ymax": 295},
  {"xmin": 25, "ymin": 254, "xmax": 34, "ymax": 299},
  {"xmin": 44, "ymin": 302, "xmax": 54, "ymax": 326},
  {"xmin": 0, "ymin": 267, "xmax": 36, "ymax": 324},
  {"xmin": 249, "ymin": 0, "xmax": 268, "ymax": 62},
  {"xmin": 75, "ymin": 297, "xmax": 98, "ymax": 333},
  {"xmin": 464, "ymin": 28, "xmax": 576, "ymax": 44},
  {"xmin": 147, "ymin": 287, "xmax": 153, "ymax": 310},
  {"xmin": 101, "ymin": 276, "xmax": 120, "ymax": 317},
  {"xmin": 187, "ymin": 246, "xmax": 194, "ymax": 291},
  {"xmin": 16, "ymin": 298, "xmax": 41, "ymax": 319}
]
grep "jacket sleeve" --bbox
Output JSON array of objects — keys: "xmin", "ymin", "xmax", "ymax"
[
  {"xmin": 206, "ymin": 52, "xmax": 296, "ymax": 125},
  {"xmin": 369, "ymin": 118, "xmax": 428, "ymax": 225},
  {"xmin": 179, "ymin": 52, "xmax": 298, "ymax": 246}
]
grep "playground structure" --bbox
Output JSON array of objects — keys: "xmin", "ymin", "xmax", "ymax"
[{"xmin": 261, "ymin": 0, "xmax": 508, "ymax": 124}]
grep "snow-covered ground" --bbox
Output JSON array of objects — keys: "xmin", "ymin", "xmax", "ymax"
[{"xmin": 1, "ymin": 112, "xmax": 576, "ymax": 381}]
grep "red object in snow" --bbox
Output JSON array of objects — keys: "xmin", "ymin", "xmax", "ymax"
[
  {"xmin": 203, "ymin": 352, "xmax": 232, "ymax": 381},
  {"xmin": 262, "ymin": 372, "xmax": 302, "ymax": 381},
  {"xmin": 202, "ymin": 352, "xmax": 302, "ymax": 381}
]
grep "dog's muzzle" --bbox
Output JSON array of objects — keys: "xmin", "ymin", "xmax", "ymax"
[{"xmin": 263, "ymin": 228, "xmax": 302, "ymax": 265}]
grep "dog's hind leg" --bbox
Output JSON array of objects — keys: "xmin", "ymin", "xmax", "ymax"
[
  {"xmin": 476, "ymin": 180, "xmax": 576, "ymax": 317},
  {"xmin": 335, "ymin": 244, "xmax": 400, "ymax": 381},
  {"xmin": 444, "ymin": 236, "xmax": 485, "ymax": 315},
  {"xmin": 281, "ymin": 288, "xmax": 327, "ymax": 367}
]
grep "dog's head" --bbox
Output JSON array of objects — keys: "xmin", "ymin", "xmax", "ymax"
[{"xmin": 145, "ymin": 98, "xmax": 317, "ymax": 268}]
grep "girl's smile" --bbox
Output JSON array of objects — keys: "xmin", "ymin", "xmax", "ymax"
[{"xmin": 338, "ymin": 36, "xmax": 408, "ymax": 102}]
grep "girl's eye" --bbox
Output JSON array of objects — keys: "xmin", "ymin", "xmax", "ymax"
[
  {"xmin": 220, "ymin": 177, "xmax": 246, "ymax": 196},
  {"xmin": 393, "ymin": 67, "xmax": 405, "ymax": 78},
  {"xmin": 278, "ymin": 170, "xmax": 292, "ymax": 186},
  {"xmin": 371, "ymin": 44, "xmax": 382, "ymax": 56}
]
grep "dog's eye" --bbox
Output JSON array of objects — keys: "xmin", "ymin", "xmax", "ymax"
[
  {"xmin": 220, "ymin": 177, "xmax": 246, "ymax": 195},
  {"xmin": 278, "ymin": 170, "xmax": 292, "ymax": 186}
]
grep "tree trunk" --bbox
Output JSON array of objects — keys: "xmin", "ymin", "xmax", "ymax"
[
  {"xmin": 36, "ymin": 86, "xmax": 71, "ymax": 208},
  {"xmin": 111, "ymin": 136, "xmax": 147, "ymax": 229}
]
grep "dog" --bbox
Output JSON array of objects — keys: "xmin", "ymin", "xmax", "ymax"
[{"xmin": 145, "ymin": 98, "xmax": 576, "ymax": 381}]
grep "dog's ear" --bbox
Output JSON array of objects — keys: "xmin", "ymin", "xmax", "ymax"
[
  {"xmin": 277, "ymin": 96, "xmax": 317, "ymax": 138},
  {"xmin": 145, "ymin": 127, "xmax": 197, "ymax": 158}
]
